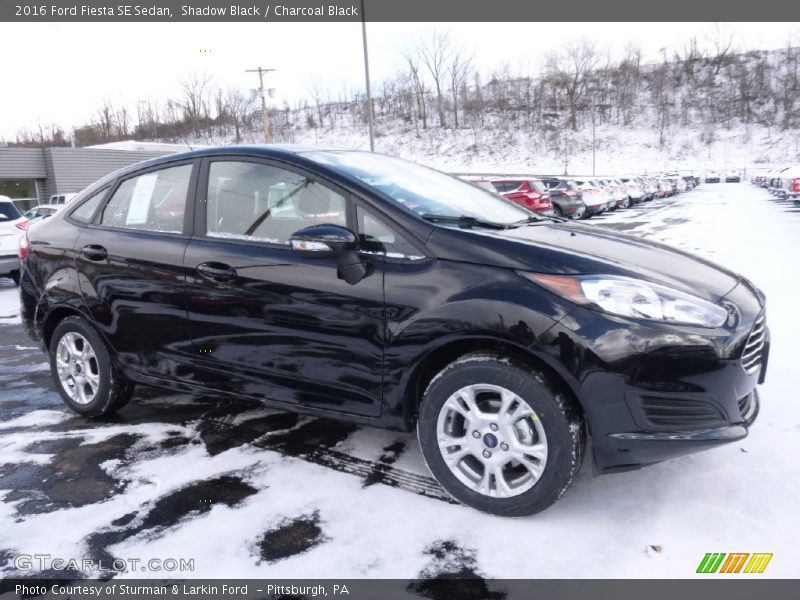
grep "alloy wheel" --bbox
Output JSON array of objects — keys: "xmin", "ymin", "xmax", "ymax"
[
  {"xmin": 436, "ymin": 383, "xmax": 548, "ymax": 498},
  {"xmin": 55, "ymin": 332, "xmax": 100, "ymax": 405}
]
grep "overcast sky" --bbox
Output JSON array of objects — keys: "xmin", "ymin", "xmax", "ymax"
[{"xmin": 1, "ymin": 22, "xmax": 798, "ymax": 140}]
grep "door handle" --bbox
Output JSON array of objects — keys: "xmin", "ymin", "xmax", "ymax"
[
  {"xmin": 81, "ymin": 244, "xmax": 107, "ymax": 261},
  {"xmin": 196, "ymin": 262, "xmax": 238, "ymax": 283}
]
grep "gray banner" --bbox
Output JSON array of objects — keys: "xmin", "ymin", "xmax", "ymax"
[
  {"xmin": 1, "ymin": 0, "xmax": 799, "ymax": 22},
  {"xmin": 1, "ymin": 580, "xmax": 798, "ymax": 600}
]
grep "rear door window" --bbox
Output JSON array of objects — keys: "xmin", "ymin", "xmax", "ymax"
[{"xmin": 98, "ymin": 164, "xmax": 193, "ymax": 233}]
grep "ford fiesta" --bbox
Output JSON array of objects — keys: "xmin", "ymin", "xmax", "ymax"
[{"xmin": 19, "ymin": 146, "xmax": 768, "ymax": 516}]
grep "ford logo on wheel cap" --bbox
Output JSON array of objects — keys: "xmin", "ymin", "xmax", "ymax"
[{"xmin": 482, "ymin": 432, "xmax": 498, "ymax": 448}]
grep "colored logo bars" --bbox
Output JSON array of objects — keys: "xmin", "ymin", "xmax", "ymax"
[{"xmin": 696, "ymin": 553, "xmax": 773, "ymax": 574}]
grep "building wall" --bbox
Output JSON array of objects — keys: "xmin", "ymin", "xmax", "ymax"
[
  {"xmin": 42, "ymin": 148, "xmax": 170, "ymax": 201},
  {"xmin": 0, "ymin": 148, "xmax": 47, "ymax": 179}
]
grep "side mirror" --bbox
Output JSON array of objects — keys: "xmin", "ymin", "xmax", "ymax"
[
  {"xmin": 290, "ymin": 224, "xmax": 371, "ymax": 285},
  {"xmin": 290, "ymin": 223, "xmax": 356, "ymax": 259}
]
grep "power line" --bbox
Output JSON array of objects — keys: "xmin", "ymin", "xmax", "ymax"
[{"xmin": 245, "ymin": 66, "xmax": 275, "ymax": 144}]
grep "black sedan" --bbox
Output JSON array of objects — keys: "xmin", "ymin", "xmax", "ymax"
[{"xmin": 19, "ymin": 145, "xmax": 768, "ymax": 516}]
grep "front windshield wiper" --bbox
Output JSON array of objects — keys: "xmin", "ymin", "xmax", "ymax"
[
  {"xmin": 511, "ymin": 213, "xmax": 568, "ymax": 226},
  {"xmin": 421, "ymin": 214, "xmax": 511, "ymax": 230}
]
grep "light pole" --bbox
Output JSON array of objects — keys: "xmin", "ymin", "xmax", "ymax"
[
  {"xmin": 592, "ymin": 103, "xmax": 597, "ymax": 177},
  {"xmin": 360, "ymin": 0, "xmax": 375, "ymax": 151}
]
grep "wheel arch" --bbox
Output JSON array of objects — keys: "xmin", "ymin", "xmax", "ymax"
[
  {"xmin": 42, "ymin": 306, "xmax": 86, "ymax": 350},
  {"xmin": 403, "ymin": 337, "xmax": 585, "ymax": 428}
]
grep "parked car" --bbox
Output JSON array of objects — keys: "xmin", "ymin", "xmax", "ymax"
[
  {"xmin": 0, "ymin": 195, "xmax": 30, "ymax": 284},
  {"xmin": 704, "ymin": 171, "xmax": 721, "ymax": 183},
  {"xmin": 640, "ymin": 176, "xmax": 658, "ymax": 201},
  {"xmin": 768, "ymin": 167, "xmax": 792, "ymax": 196},
  {"xmin": 572, "ymin": 179, "xmax": 607, "ymax": 218},
  {"xmin": 619, "ymin": 177, "xmax": 644, "ymax": 207},
  {"xmin": 603, "ymin": 178, "xmax": 628, "ymax": 209},
  {"xmin": 539, "ymin": 177, "xmax": 586, "ymax": 219},
  {"xmin": 725, "ymin": 170, "xmax": 741, "ymax": 183},
  {"xmin": 490, "ymin": 178, "xmax": 555, "ymax": 216},
  {"xmin": 19, "ymin": 146, "xmax": 769, "ymax": 516},
  {"xmin": 593, "ymin": 179, "xmax": 620, "ymax": 210},
  {"xmin": 24, "ymin": 204, "xmax": 61, "ymax": 223},
  {"xmin": 48, "ymin": 193, "xmax": 77, "ymax": 206},
  {"xmin": 778, "ymin": 165, "xmax": 800, "ymax": 199}
]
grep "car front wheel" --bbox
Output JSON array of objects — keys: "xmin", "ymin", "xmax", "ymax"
[
  {"xmin": 417, "ymin": 353, "xmax": 585, "ymax": 516},
  {"xmin": 49, "ymin": 316, "xmax": 134, "ymax": 417}
]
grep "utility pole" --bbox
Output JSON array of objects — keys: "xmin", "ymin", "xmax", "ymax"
[
  {"xmin": 360, "ymin": 0, "xmax": 375, "ymax": 151},
  {"xmin": 246, "ymin": 66, "xmax": 275, "ymax": 144}
]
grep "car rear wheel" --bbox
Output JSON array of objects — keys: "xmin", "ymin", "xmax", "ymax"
[
  {"xmin": 417, "ymin": 353, "xmax": 585, "ymax": 516},
  {"xmin": 49, "ymin": 316, "xmax": 134, "ymax": 417},
  {"xmin": 553, "ymin": 205, "xmax": 563, "ymax": 218},
  {"xmin": 10, "ymin": 270, "xmax": 20, "ymax": 286}
]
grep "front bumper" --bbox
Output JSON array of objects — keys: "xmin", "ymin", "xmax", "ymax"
[{"xmin": 535, "ymin": 287, "xmax": 767, "ymax": 473}]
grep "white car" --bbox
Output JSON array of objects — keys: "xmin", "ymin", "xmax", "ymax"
[
  {"xmin": 704, "ymin": 171, "xmax": 721, "ymax": 183},
  {"xmin": 0, "ymin": 195, "xmax": 30, "ymax": 285},
  {"xmin": 725, "ymin": 170, "xmax": 741, "ymax": 183},
  {"xmin": 48, "ymin": 193, "xmax": 77, "ymax": 205},
  {"xmin": 24, "ymin": 203, "xmax": 61, "ymax": 223}
]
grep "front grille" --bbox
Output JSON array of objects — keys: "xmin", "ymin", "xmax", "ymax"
[
  {"xmin": 741, "ymin": 313, "xmax": 766, "ymax": 375},
  {"xmin": 639, "ymin": 396, "xmax": 725, "ymax": 429}
]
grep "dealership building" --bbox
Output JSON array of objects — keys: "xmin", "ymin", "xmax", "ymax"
[{"xmin": 0, "ymin": 142, "xmax": 185, "ymax": 209}]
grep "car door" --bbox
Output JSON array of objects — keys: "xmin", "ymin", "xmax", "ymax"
[
  {"xmin": 183, "ymin": 157, "xmax": 385, "ymax": 417},
  {"xmin": 74, "ymin": 160, "xmax": 198, "ymax": 381}
]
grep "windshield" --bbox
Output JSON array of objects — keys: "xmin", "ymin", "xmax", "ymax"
[
  {"xmin": 302, "ymin": 150, "xmax": 531, "ymax": 225},
  {"xmin": 530, "ymin": 180, "xmax": 546, "ymax": 193}
]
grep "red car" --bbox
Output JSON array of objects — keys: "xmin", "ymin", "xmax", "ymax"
[{"xmin": 490, "ymin": 178, "xmax": 554, "ymax": 216}]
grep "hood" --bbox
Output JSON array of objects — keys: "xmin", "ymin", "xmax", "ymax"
[{"xmin": 427, "ymin": 221, "xmax": 740, "ymax": 302}]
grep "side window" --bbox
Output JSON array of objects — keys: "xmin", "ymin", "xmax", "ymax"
[
  {"xmin": 70, "ymin": 188, "xmax": 108, "ymax": 223},
  {"xmin": 206, "ymin": 161, "xmax": 347, "ymax": 244},
  {"xmin": 98, "ymin": 164, "xmax": 192, "ymax": 233},
  {"xmin": 356, "ymin": 205, "xmax": 422, "ymax": 258}
]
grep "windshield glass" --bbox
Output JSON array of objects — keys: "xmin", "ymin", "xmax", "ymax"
[
  {"xmin": 302, "ymin": 150, "xmax": 531, "ymax": 224},
  {"xmin": 529, "ymin": 180, "xmax": 546, "ymax": 193}
]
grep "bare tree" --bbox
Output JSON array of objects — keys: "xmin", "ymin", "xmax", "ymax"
[
  {"xmin": 545, "ymin": 38, "xmax": 600, "ymax": 131},
  {"xmin": 400, "ymin": 47, "xmax": 428, "ymax": 131},
  {"xmin": 180, "ymin": 73, "xmax": 212, "ymax": 136},
  {"xmin": 417, "ymin": 30, "xmax": 451, "ymax": 127},
  {"xmin": 96, "ymin": 99, "xmax": 115, "ymax": 141},
  {"xmin": 447, "ymin": 46, "xmax": 472, "ymax": 128},
  {"xmin": 307, "ymin": 78, "xmax": 328, "ymax": 129},
  {"xmin": 706, "ymin": 23, "xmax": 736, "ymax": 74},
  {"xmin": 224, "ymin": 88, "xmax": 256, "ymax": 143}
]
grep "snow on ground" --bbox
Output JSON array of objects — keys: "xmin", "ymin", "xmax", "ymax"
[{"xmin": 0, "ymin": 183, "xmax": 797, "ymax": 579}]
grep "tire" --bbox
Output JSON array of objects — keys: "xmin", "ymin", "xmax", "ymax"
[
  {"xmin": 624, "ymin": 196, "xmax": 633, "ymax": 209},
  {"xmin": 417, "ymin": 353, "xmax": 585, "ymax": 516},
  {"xmin": 10, "ymin": 270, "xmax": 20, "ymax": 286},
  {"xmin": 552, "ymin": 205, "xmax": 563, "ymax": 218},
  {"xmin": 49, "ymin": 316, "xmax": 134, "ymax": 417}
]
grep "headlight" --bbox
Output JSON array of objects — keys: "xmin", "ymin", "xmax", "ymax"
[{"xmin": 520, "ymin": 272, "xmax": 728, "ymax": 328}]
